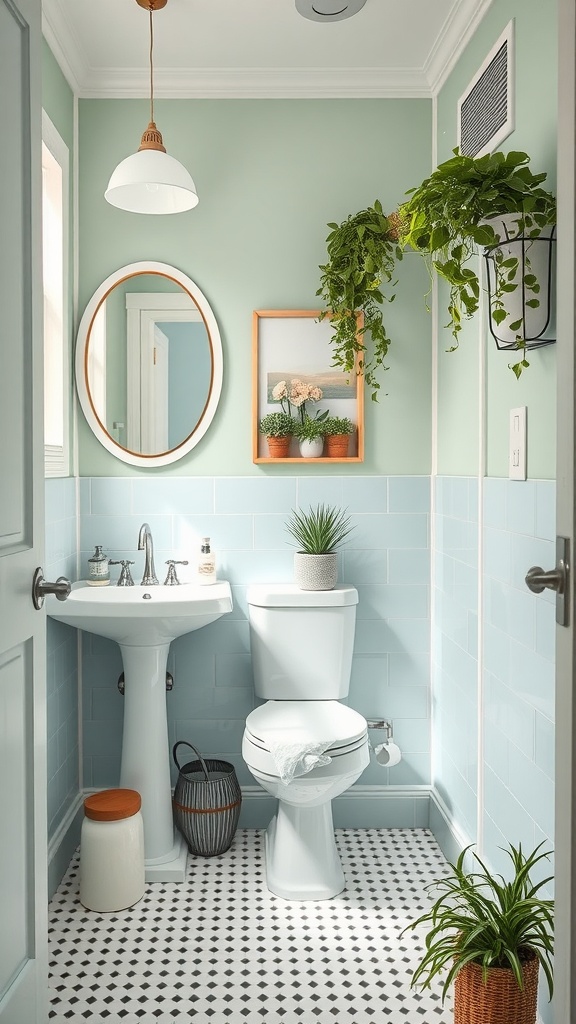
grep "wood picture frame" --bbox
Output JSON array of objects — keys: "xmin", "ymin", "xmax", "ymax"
[{"xmin": 252, "ymin": 310, "xmax": 364, "ymax": 464}]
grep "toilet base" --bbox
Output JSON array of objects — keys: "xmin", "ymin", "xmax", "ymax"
[{"xmin": 265, "ymin": 800, "xmax": 345, "ymax": 900}]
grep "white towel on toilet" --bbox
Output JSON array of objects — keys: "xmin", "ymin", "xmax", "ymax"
[{"xmin": 265, "ymin": 735, "xmax": 333, "ymax": 784}]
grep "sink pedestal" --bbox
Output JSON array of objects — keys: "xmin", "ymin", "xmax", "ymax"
[{"xmin": 119, "ymin": 643, "xmax": 187, "ymax": 882}]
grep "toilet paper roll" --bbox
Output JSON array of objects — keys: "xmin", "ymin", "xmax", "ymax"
[{"xmin": 374, "ymin": 741, "xmax": 402, "ymax": 767}]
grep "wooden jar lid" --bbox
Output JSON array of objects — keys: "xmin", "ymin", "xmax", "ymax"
[{"xmin": 84, "ymin": 789, "xmax": 142, "ymax": 822}]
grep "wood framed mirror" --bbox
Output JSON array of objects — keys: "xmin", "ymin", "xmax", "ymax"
[{"xmin": 75, "ymin": 261, "xmax": 223, "ymax": 467}]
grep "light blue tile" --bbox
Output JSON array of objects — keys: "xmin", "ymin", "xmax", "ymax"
[
  {"xmin": 507, "ymin": 746, "xmax": 555, "ymax": 837},
  {"xmin": 483, "ymin": 622, "xmax": 510, "ymax": 680},
  {"xmin": 341, "ymin": 476, "xmax": 387, "ymax": 513},
  {"xmin": 253, "ymin": 514, "xmax": 291, "ymax": 550},
  {"xmin": 508, "ymin": 637, "xmax": 555, "ymax": 719},
  {"xmin": 215, "ymin": 477, "xmax": 297, "ymax": 514},
  {"xmin": 535, "ymin": 481, "xmax": 556, "ymax": 541},
  {"xmin": 388, "ymin": 477, "xmax": 430, "ymax": 513},
  {"xmin": 348, "ymin": 513, "xmax": 429, "ymax": 550},
  {"xmin": 391, "ymin": 718, "xmax": 430, "ymax": 752},
  {"xmin": 299, "ymin": 476, "xmax": 344, "ymax": 509},
  {"xmin": 534, "ymin": 712, "xmax": 555, "ymax": 780},
  {"xmin": 483, "ymin": 526, "xmax": 512, "ymax": 584},
  {"xmin": 483, "ymin": 477, "xmax": 508, "ymax": 530},
  {"xmin": 342, "ymin": 549, "xmax": 387, "ymax": 584},
  {"xmin": 354, "ymin": 617, "xmax": 429, "ymax": 654},
  {"xmin": 83, "ymin": 719, "xmax": 123, "ymax": 757},
  {"xmin": 217, "ymin": 549, "xmax": 294, "ymax": 585},
  {"xmin": 389, "ymin": 752, "xmax": 430, "ymax": 785},
  {"xmin": 388, "ymin": 652, "xmax": 430, "ymax": 688},
  {"xmin": 80, "ymin": 513, "xmax": 172, "ymax": 555},
  {"xmin": 378, "ymin": 684, "xmax": 429, "ymax": 719},
  {"xmin": 485, "ymin": 672, "xmax": 535, "ymax": 760},
  {"xmin": 449, "ymin": 477, "xmax": 471, "ymax": 520},
  {"xmin": 170, "ymin": 718, "xmax": 246, "ymax": 755},
  {"xmin": 483, "ymin": 719, "xmax": 510, "ymax": 783},
  {"xmin": 437, "ymin": 632, "xmax": 478, "ymax": 691},
  {"xmin": 356, "ymin": 584, "xmax": 428, "ymax": 619},
  {"xmin": 506, "ymin": 479, "xmax": 536, "ymax": 536},
  {"xmin": 45, "ymin": 477, "xmax": 67, "ymax": 525},
  {"xmin": 535, "ymin": 597, "xmax": 556, "ymax": 661},
  {"xmin": 348, "ymin": 655, "xmax": 389, "ymax": 710},
  {"xmin": 90, "ymin": 478, "xmax": 132, "ymax": 516},
  {"xmin": 132, "ymin": 477, "xmax": 214, "ymax": 515},
  {"xmin": 388, "ymin": 549, "xmax": 430, "ymax": 584},
  {"xmin": 467, "ymin": 478, "xmax": 479, "ymax": 523},
  {"xmin": 215, "ymin": 653, "xmax": 254, "ymax": 689},
  {"xmin": 483, "ymin": 769, "xmax": 537, "ymax": 857},
  {"xmin": 79, "ymin": 477, "xmax": 91, "ymax": 515},
  {"xmin": 173, "ymin": 514, "xmax": 253, "ymax": 553}
]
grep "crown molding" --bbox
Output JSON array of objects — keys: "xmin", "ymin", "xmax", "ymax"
[
  {"xmin": 75, "ymin": 66, "xmax": 430, "ymax": 100},
  {"xmin": 426, "ymin": 0, "xmax": 495, "ymax": 95},
  {"xmin": 42, "ymin": 3, "xmax": 84, "ymax": 96}
]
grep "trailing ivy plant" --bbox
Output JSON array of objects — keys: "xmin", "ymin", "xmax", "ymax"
[
  {"xmin": 316, "ymin": 202, "xmax": 404, "ymax": 401},
  {"xmin": 399, "ymin": 149, "xmax": 556, "ymax": 377}
]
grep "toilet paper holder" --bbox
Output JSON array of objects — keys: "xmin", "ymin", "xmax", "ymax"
[
  {"xmin": 366, "ymin": 719, "xmax": 402, "ymax": 767},
  {"xmin": 366, "ymin": 718, "xmax": 394, "ymax": 740}
]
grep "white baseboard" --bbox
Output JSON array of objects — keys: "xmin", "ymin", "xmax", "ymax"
[{"xmin": 48, "ymin": 793, "xmax": 85, "ymax": 899}]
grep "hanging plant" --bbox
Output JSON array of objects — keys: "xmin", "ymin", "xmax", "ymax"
[
  {"xmin": 316, "ymin": 201, "xmax": 404, "ymax": 401},
  {"xmin": 399, "ymin": 149, "xmax": 556, "ymax": 377}
]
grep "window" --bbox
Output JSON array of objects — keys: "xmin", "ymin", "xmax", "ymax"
[{"xmin": 42, "ymin": 111, "xmax": 70, "ymax": 476}]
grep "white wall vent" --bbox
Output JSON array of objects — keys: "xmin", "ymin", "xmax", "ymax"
[{"xmin": 457, "ymin": 21, "xmax": 515, "ymax": 158}]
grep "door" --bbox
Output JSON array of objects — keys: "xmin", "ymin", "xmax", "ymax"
[
  {"xmin": 0, "ymin": 0, "xmax": 47, "ymax": 1022},
  {"xmin": 555, "ymin": 0, "xmax": 576, "ymax": 1019}
]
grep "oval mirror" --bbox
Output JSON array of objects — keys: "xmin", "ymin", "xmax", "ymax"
[{"xmin": 75, "ymin": 261, "xmax": 223, "ymax": 467}]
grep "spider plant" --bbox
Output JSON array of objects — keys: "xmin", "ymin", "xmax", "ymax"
[
  {"xmin": 285, "ymin": 504, "xmax": 354, "ymax": 554},
  {"xmin": 403, "ymin": 841, "xmax": 554, "ymax": 1002}
]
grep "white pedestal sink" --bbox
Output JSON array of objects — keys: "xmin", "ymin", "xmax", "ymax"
[{"xmin": 47, "ymin": 580, "xmax": 233, "ymax": 882}]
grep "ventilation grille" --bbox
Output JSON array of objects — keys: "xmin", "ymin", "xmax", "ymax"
[{"xmin": 458, "ymin": 22, "xmax": 514, "ymax": 158}]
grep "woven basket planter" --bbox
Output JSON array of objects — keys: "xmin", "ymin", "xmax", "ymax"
[
  {"xmin": 172, "ymin": 742, "xmax": 242, "ymax": 857},
  {"xmin": 325, "ymin": 434, "xmax": 350, "ymax": 458},
  {"xmin": 454, "ymin": 952, "xmax": 539, "ymax": 1024}
]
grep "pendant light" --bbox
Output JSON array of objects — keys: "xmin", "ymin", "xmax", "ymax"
[{"xmin": 105, "ymin": 0, "xmax": 198, "ymax": 215}]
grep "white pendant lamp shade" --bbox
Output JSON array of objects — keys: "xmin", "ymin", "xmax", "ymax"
[
  {"xmin": 105, "ymin": 146, "xmax": 198, "ymax": 215},
  {"xmin": 104, "ymin": 0, "xmax": 198, "ymax": 215}
]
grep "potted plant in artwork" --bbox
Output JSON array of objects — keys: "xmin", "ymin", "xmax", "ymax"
[
  {"xmin": 322, "ymin": 416, "xmax": 356, "ymax": 458},
  {"xmin": 285, "ymin": 504, "xmax": 354, "ymax": 591},
  {"xmin": 294, "ymin": 414, "xmax": 328, "ymax": 458},
  {"xmin": 398, "ymin": 148, "xmax": 556, "ymax": 377},
  {"xmin": 403, "ymin": 841, "xmax": 554, "ymax": 1024},
  {"xmin": 258, "ymin": 412, "xmax": 295, "ymax": 458},
  {"xmin": 316, "ymin": 201, "xmax": 404, "ymax": 400}
]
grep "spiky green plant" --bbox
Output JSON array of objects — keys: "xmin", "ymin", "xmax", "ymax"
[
  {"xmin": 403, "ymin": 841, "xmax": 554, "ymax": 1002},
  {"xmin": 285, "ymin": 504, "xmax": 354, "ymax": 554}
]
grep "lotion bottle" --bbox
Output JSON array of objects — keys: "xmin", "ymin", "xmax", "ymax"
[
  {"xmin": 197, "ymin": 537, "xmax": 217, "ymax": 585},
  {"xmin": 87, "ymin": 545, "xmax": 110, "ymax": 586}
]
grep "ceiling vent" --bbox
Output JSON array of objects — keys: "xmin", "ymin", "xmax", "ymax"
[
  {"xmin": 295, "ymin": 0, "xmax": 367, "ymax": 23},
  {"xmin": 457, "ymin": 21, "xmax": 515, "ymax": 158}
]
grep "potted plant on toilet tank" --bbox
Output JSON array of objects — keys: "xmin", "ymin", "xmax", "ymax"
[
  {"xmin": 404, "ymin": 840, "xmax": 554, "ymax": 1024},
  {"xmin": 286, "ymin": 504, "xmax": 354, "ymax": 591}
]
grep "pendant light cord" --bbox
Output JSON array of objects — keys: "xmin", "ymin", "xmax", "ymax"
[{"xmin": 149, "ymin": 4, "xmax": 155, "ymax": 125}]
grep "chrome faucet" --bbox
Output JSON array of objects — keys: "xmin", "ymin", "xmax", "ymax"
[{"xmin": 138, "ymin": 523, "xmax": 159, "ymax": 585}]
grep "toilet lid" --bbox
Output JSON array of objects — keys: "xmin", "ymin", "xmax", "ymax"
[{"xmin": 245, "ymin": 700, "xmax": 367, "ymax": 751}]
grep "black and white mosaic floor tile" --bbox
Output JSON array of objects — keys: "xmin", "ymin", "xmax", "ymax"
[{"xmin": 49, "ymin": 828, "xmax": 453, "ymax": 1023}]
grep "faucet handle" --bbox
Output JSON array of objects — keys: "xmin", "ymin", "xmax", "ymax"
[
  {"xmin": 109, "ymin": 559, "xmax": 135, "ymax": 586},
  {"xmin": 164, "ymin": 560, "xmax": 188, "ymax": 586}
]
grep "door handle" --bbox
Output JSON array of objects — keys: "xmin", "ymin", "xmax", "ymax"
[
  {"xmin": 525, "ymin": 537, "xmax": 569, "ymax": 626},
  {"xmin": 32, "ymin": 567, "xmax": 72, "ymax": 610}
]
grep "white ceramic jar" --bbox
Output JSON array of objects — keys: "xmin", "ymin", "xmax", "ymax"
[{"xmin": 80, "ymin": 789, "xmax": 145, "ymax": 912}]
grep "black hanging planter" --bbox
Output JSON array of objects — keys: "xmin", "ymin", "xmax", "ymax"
[{"xmin": 483, "ymin": 221, "xmax": 556, "ymax": 352}]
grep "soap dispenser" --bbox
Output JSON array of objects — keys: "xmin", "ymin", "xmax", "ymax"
[
  {"xmin": 87, "ymin": 545, "xmax": 110, "ymax": 586},
  {"xmin": 197, "ymin": 537, "xmax": 216, "ymax": 585}
]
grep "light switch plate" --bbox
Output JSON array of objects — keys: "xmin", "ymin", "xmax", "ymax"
[{"xmin": 509, "ymin": 406, "xmax": 527, "ymax": 480}]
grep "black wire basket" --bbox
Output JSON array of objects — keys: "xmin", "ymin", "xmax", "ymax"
[{"xmin": 172, "ymin": 741, "xmax": 242, "ymax": 857}]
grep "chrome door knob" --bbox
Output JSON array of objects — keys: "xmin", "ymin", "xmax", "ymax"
[
  {"xmin": 525, "ymin": 565, "xmax": 565, "ymax": 594},
  {"xmin": 32, "ymin": 567, "xmax": 72, "ymax": 610}
]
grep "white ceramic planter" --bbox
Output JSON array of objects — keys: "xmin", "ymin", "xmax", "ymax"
[
  {"xmin": 294, "ymin": 551, "xmax": 338, "ymax": 590},
  {"xmin": 299, "ymin": 437, "xmax": 324, "ymax": 458},
  {"xmin": 483, "ymin": 213, "xmax": 555, "ymax": 347}
]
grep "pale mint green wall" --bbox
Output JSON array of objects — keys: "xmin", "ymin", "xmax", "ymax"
[
  {"xmin": 436, "ymin": 0, "xmax": 557, "ymax": 478},
  {"xmin": 78, "ymin": 98, "xmax": 432, "ymax": 476}
]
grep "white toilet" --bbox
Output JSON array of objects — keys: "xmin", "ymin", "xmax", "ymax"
[{"xmin": 242, "ymin": 583, "xmax": 370, "ymax": 900}]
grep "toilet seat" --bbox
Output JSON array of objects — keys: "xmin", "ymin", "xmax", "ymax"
[{"xmin": 245, "ymin": 700, "xmax": 367, "ymax": 757}]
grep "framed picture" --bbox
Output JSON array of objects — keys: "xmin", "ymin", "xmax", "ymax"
[{"xmin": 252, "ymin": 310, "xmax": 364, "ymax": 463}]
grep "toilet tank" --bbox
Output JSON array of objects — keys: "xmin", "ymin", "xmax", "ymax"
[{"xmin": 247, "ymin": 584, "xmax": 358, "ymax": 699}]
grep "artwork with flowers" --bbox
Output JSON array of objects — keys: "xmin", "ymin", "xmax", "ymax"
[{"xmin": 252, "ymin": 310, "xmax": 364, "ymax": 463}]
